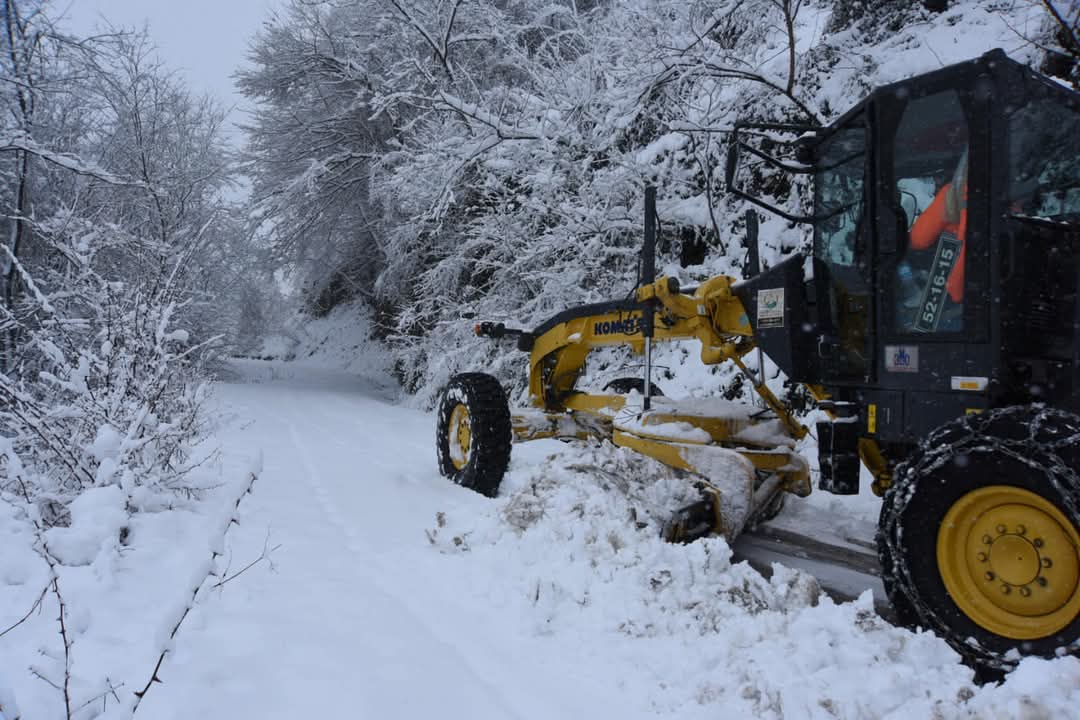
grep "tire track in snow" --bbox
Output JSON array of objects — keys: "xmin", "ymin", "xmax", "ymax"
[
  {"xmin": 274, "ymin": 394, "xmax": 536, "ymax": 720},
  {"xmin": 213, "ymin": 368, "xmax": 648, "ymax": 719},
  {"xmin": 308, "ymin": 392, "xmax": 432, "ymax": 476}
]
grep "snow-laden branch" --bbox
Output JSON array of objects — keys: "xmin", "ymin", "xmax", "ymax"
[
  {"xmin": 0, "ymin": 134, "xmax": 143, "ymax": 187},
  {"xmin": 128, "ymin": 458, "xmax": 263, "ymax": 715},
  {"xmin": 0, "ymin": 242, "xmax": 54, "ymax": 314},
  {"xmin": 435, "ymin": 92, "xmax": 543, "ymax": 141}
]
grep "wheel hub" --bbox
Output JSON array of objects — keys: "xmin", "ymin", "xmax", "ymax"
[
  {"xmin": 448, "ymin": 403, "xmax": 472, "ymax": 470},
  {"xmin": 937, "ymin": 486, "xmax": 1080, "ymax": 640},
  {"xmin": 988, "ymin": 532, "xmax": 1039, "ymax": 588}
]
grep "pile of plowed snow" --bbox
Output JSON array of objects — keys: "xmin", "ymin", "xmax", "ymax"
[{"xmin": 427, "ymin": 437, "xmax": 1080, "ymax": 718}]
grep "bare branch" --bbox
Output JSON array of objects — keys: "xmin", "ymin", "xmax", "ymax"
[
  {"xmin": 30, "ymin": 667, "xmax": 62, "ymax": 691},
  {"xmin": 0, "ymin": 583, "xmax": 47, "ymax": 638},
  {"xmin": 49, "ymin": 576, "xmax": 73, "ymax": 719},
  {"xmin": 72, "ymin": 679, "xmax": 125, "ymax": 715},
  {"xmin": 1044, "ymin": 0, "xmax": 1080, "ymax": 58},
  {"xmin": 387, "ymin": 0, "xmax": 455, "ymax": 81},
  {"xmin": 131, "ymin": 468, "xmax": 260, "ymax": 713},
  {"xmin": 212, "ymin": 530, "xmax": 281, "ymax": 589}
]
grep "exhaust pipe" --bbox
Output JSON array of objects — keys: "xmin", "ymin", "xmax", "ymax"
[{"xmin": 642, "ymin": 186, "xmax": 657, "ymax": 411}]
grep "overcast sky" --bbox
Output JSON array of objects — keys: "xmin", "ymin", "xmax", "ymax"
[{"xmin": 61, "ymin": 0, "xmax": 283, "ymax": 143}]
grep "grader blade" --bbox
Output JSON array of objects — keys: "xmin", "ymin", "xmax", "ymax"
[
  {"xmin": 733, "ymin": 523, "xmax": 894, "ymax": 619},
  {"xmin": 662, "ymin": 496, "xmax": 716, "ymax": 544}
]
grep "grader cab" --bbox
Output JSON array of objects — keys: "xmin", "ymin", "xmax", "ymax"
[{"xmin": 435, "ymin": 49, "xmax": 1080, "ymax": 673}]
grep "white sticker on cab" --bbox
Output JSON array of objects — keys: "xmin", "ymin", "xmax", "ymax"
[
  {"xmin": 757, "ymin": 288, "xmax": 784, "ymax": 329},
  {"xmin": 885, "ymin": 345, "xmax": 918, "ymax": 373}
]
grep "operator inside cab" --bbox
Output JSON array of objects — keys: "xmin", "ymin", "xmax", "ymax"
[
  {"xmin": 890, "ymin": 88, "xmax": 971, "ymax": 335},
  {"xmin": 903, "ymin": 149, "xmax": 967, "ymax": 333}
]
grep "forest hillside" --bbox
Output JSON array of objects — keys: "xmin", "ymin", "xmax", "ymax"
[{"xmin": 239, "ymin": 0, "xmax": 1078, "ymax": 403}]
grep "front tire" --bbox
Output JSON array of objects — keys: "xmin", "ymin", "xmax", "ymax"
[
  {"xmin": 878, "ymin": 406, "xmax": 1080, "ymax": 671},
  {"xmin": 436, "ymin": 373, "xmax": 512, "ymax": 497}
]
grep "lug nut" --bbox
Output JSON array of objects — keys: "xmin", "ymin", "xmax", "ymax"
[
  {"xmin": 1001, "ymin": 584, "xmax": 1012, "ymax": 594},
  {"xmin": 1042, "ymin": 558, "xmax": 1053, "ymax": 568},
  {"xmin": 1020, "ymin": 586, "xmax": 1032, "ymax": 597},
  {"xmin": 1016, "ymin": 524, "xmax": 1026, "ymax": 535},
  {"xmin": 996, "ymin": 524, "xmax": 1007, "ymax": 534},
  {"xmin": 1034, "ymin": 538, "xmax": 1044, "ymax": 548},
  {"xmin": 1037, "ymin": 577, "xmax": 1048, "ymax": 587},
  {"xmin": 985, "ymin": 571, "xmax": 996, "ymax": 581},
  {"xmin": 982, "ymin": 534, "xmax": 993, "ymax": 545},
  {"xmin": 977, "ymin": 552, "xmax": 988, "ymax": 562}
]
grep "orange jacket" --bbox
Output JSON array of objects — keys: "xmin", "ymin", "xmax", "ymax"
[{"xmin": 910, "ymin": 181, "xmax": 966, "ymax": 303}]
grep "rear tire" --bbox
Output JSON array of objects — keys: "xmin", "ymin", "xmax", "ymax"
[
  {"xmin": 436, "ymin": 373, "xmax": 512, "ymax": 497},
  {"xmin": 877, "ymin": 406, "xmax": 1080, "ymax": 671}
]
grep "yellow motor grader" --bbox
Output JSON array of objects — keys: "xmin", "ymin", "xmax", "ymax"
[{"xmin": 435, "ymin": 50, "xmax": 1080, "ymax": 673}]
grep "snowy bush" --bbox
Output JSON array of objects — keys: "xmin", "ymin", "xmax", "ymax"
[
  {"xmin": 0, "ymin": 231, "xmax": 215, "ymax": 513},
  {"xmin": 0, "ymin": 6, "xmax": 249, "ymax": 716},
  {"xmin": 0, "ymin": 5, "xmax": 235, "ymax": 524}
]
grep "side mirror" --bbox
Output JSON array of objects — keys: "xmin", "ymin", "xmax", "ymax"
[{"xmin": 723, "ymin": 123, "xmax": 821, "ymax": 225}]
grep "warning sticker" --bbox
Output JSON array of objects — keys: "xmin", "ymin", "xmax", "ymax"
[
  {"xmin": 885, "ymin": 344, "xmax": 918, "ymax": 373},
  {"xmin": 757, "ymin": 288, "xmax": 784, "ymax": 329}
]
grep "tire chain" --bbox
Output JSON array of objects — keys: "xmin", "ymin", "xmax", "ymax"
[
  {"xmin": 877, "ymin": 405, "xmax": 1080, "ymax": 670},
  {"xmin": 436, "ymin": 373, "xmax": 513, "ymax": 497}
]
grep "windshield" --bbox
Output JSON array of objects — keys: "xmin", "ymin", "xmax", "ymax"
[{"xmin": 1008, "ymin": 94, "xmax": 1080, "ymax": 222}]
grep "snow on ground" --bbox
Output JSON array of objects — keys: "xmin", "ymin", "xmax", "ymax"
[
  {"xmin": 6, "ymin": 355, "xmax": 1078, "ymax": 719},
  {"xmin": 242, "ymin": 301, "xmax": 397, "ymax": 393},
  {"xmin": 0, "ymin": 438, "xmax": 259, "ymax": 719}
]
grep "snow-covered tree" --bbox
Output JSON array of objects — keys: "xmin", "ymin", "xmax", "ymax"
[
  {"xmin": 0, "ymin": 1, "xmax": 241, "ymax": 515},
  {"xmin": 241, "ymin": 0, "xmax": 1077, "ymax": 404}
]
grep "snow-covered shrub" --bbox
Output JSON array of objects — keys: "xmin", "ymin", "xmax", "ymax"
[
  {"xmin": 0, "ymin": 219, "xmax": 216, "ymax": 516},
  {"xmin": 0, "ymin": 7, "xmax": 236, "ymax": 524}
]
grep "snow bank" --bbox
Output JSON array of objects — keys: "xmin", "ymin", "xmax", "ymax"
[
  {"xmin": 0, "ymin": 446, "xmax": 259, "ymax": 719},
  {"xmin": 426, "ymin": 438, "xmax": 1080, "ymax": 718},
  {"xmin": 250, "ymin": 333, "xmax": 297, "ymax": 361},
  {"xmin": 290, "ymin": 302, "xmax": 392, "ymax": 376},
  {"xmin": 43, "ymin": 485, "xmax": 128, "ymax": 566},
  {"xmin": 0, "ymin": 681, "xmax": 18, "ymax": 720}
]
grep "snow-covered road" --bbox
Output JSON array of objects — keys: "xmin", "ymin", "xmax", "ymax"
[
  {"xmin": 131, "ymin": 361, "xmax": 1080, "ymax": 719},
  {"xmin": 141, "ymin": 362, "xmax": 641, "ymax": 719}
]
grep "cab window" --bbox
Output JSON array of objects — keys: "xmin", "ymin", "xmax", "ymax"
[
  {"xmin": 1008, "ymin": 96, "xmax": 1080, "ymax": 220},
  {"xmin": 814, "ymin": 116, "xmax": 870, "ymax": 379},
  {"xmin": 815, "ymin": 124, "xmax": 865, "ymax": 268},
  {"xmin": 891, "ymin": 89, "xmax": 969, "ymax": 334}
]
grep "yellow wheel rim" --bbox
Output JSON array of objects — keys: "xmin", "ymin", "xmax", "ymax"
[
  {"xmin": 448, "ymin": 403, "xmax": 472, "ymax": 471},
  {"xmin": 937, "ymin": 485, "xmax": 1080, "ymax": 640}
]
